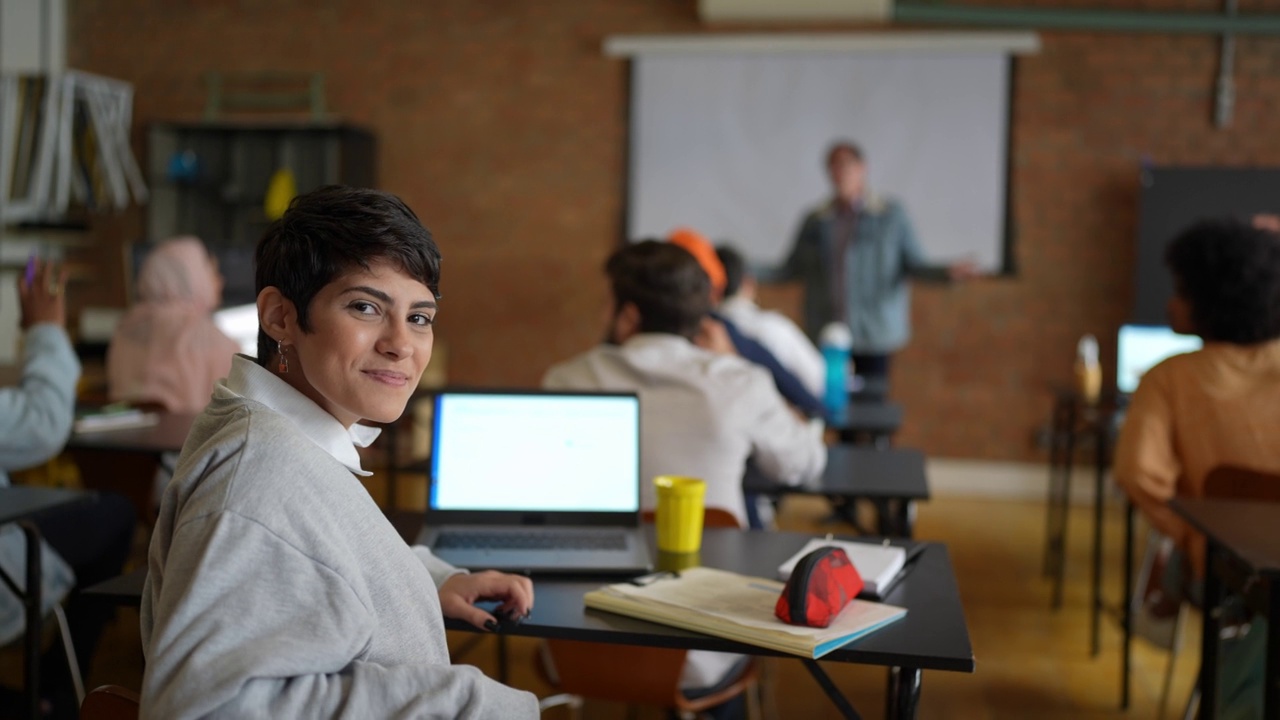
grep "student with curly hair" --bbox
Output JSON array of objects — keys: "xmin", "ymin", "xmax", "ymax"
[{"xmin": 1115, "ymin": 217, "xmax": 1280, "ymax": 578}]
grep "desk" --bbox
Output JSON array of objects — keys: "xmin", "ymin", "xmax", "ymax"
[
  {"xmin": 0, "ymin": 486, "xmax": 91, "ymax": 720},
  {"xmin": 86, "ymin": 519, "xmax": 973, "ymax": 720},
  {"xmin": 745, "ymin": 446, "xmax": 929, "ymax": 538},
  {"xmin": 1042, "ymin": 389, "xmax": 1134, "ymax": 710},
  {"xmin": 1173, "ymin": 498, "xmax": 1280, "ymax": 719},
  {"xmin": 64, "ymin": 411, "xmax": 196, "ymax": 456},
  {"xmin": 834, "ymin": 401, "xmax": 903, "ymax": 447}
]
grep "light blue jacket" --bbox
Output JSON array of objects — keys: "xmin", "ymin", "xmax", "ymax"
[
  {"xmin": 762, "ymin": 196, "xmax": 949, "ymax": 354},
  {"xmin": 0, "ymin": 324, "xmax": 81, "ymax": 645}
]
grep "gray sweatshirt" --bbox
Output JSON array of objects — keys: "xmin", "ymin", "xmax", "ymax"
[{"xmin": 140, "ymin": 356, "xmax": 538, "ymax": 719}]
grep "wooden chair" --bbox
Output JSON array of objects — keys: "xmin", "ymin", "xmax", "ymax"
[
  {"xmin": 80, "ymin": 685, "xmax": 140, "ymax": 720},
  {"xmin": 539, "ymin": 507, "xmax": 764, "ymax": 719}
]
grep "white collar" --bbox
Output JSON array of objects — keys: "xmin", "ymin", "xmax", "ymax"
[{"xmin": 220, "ymin": 354, "xmax": 381, "ymax": 477}]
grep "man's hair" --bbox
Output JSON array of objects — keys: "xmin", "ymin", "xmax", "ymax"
[
  {"xmin": 606, "ymin": 240, "xmax": 711, "ymax": 339},
  {"xmin": 825, "ymin": 140, "xmax": 864, "ymax": 167},
  {"xmin": 254, "ymin": 185, "xmax": 442, "ymax": 363},
  {"xmin": 715, "ymin": 244, "xmax": 747, "ymax": 299},
  {"xmin": 1165, "ymin": 217, "xmax": 1280, "ymax": 344}
]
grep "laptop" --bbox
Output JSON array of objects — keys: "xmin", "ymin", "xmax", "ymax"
[
  {"xmin": 212, "ymin": 303, "xmax": 260, "ymax": 357},
  {"xmin": 1116, "ymin": 324, "xmax": 1203, "ymax": 395},
  {"xmin": 416, "ymin": 389, "xmax": 652, "ymax": 576}
]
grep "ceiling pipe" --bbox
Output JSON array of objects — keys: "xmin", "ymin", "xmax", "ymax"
[{"xmin": 893, "ymin": 3, "xmax": 1280, "ymax": 35}]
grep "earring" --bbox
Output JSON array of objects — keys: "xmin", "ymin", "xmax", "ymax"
[{"xmin": 277, "ymin": 340, "xmax": 289, "ymax": 374}]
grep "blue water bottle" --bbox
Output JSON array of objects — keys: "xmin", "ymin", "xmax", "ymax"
[{"xmin": 819, "ymin": 322, "xmax": 853, "ymax": 425}]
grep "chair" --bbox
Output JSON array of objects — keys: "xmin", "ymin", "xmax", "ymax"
[
  {"xmin": 539, "ymin": 508, "xmax": 764, "ymax": 719},
  {"xmin": 79, "ymin": 684, "xmax": 140, "ymax": 720}
]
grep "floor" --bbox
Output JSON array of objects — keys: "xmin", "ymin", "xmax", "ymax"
[{"xmin": 3, "ymin": 473, "xmax": 1202, "ymax": 719}]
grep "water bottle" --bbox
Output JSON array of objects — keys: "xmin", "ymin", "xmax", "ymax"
[
  {"xmin": 819, "ymin": 322, "xmax": 853, "ymax": 424},
  {"xmin": 1075, "ymin": 334, "xmax": 1102, "ymax": 405}
]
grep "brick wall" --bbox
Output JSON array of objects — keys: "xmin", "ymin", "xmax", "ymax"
[{"xmin": 69, "ymin": 0, "xmax": 1280, "ymax": 461}]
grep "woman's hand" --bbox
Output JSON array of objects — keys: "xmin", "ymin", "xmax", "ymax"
[
  {"xmin": 438, "ymin": 570, "xmax": 535, "ymax": 631},
  {"xmin": 19, "ymin": 259, "xmax": 66, "ymax": 330}
]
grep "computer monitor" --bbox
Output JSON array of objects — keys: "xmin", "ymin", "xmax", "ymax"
[
  {"xmin": 212, "ymin": 303, "xmax": 260, "ymax": 358},
  {"xmin": 1116, "ymin": 324, "xmax": 1202, "ymax": 394}
]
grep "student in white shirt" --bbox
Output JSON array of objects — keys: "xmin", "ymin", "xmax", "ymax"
[
  {"xmin": 543, "ymin": 240, "xmax": 826, "ymax": 719},
  {"xmin": 140, "ymin": 186, "xmax": 538, "ymax": 719},
  {"xmin": 715, "ymin": 244, "xmax": 826, "ymax": 399}
]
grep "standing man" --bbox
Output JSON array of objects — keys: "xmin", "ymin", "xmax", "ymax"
[{"xmin": 761, "ymin": 141, "xmax": 978, "ymax": 380}]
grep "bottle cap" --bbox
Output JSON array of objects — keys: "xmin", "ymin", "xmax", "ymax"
[
  {"xmin": 1077, "ymin": 334, "xmax": 1099, "ymax": 365},
  {"xmin": 819, "ymin": 322, "xmax": 853, "ymax": 350}
]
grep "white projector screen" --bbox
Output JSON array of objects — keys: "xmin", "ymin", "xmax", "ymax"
[{"xmin": 627, "ymin": 50, "xmax": 1013, "ymax": 271}]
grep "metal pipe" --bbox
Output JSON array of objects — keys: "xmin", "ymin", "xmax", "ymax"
[
  {"xmin": 893, "ymin": 3, "xmax": 1280, "ymax": 35},
  {"xmin": 1214, "ymin": 0, "xmax": 1239, "ymax": 128}
]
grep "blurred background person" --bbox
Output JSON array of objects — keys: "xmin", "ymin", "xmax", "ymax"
[
  {"xmin": 716, "ymin": 244, "xmax": 824, "ymax": 399},
  {"xmin": 107, "ymin": 236, "xmax": 239, "ymax": 414}
]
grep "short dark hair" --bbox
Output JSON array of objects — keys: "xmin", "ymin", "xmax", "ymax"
[
  {"xmin": 254, "ymin": 185, "xmax": 442, "ymax": 363},
  {"xmin": 825, "ymin": 140, "xmax": 864, "ymax": 167},
  {"xmin": 715, "ymin": 244, "xmax": 747, "ymax": 298},
  {"xmin": 1165, "ymin": 217, "xmax": 1280, "ymax": 344},
  {"xmin": 606, "ymin": 240, "xmax": 711, "ymax": 339}
]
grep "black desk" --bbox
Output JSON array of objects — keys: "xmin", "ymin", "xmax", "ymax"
[
  {"xmin": 1173, "ymin": 498, "xmax": 1280, "ymax": 719},
  {"xmin": 86, "ymin": 521, "xmax": 973, "ymax": 720},
  {"xmin": 746, "ymin": 446, "xmax": 929, "ymax": 538},
  {"xmin": 1041, "ymin": 388, "xmax": 1140, "ymax": 710},
  {"xmin": 64, "ymin": 411, "xmax": 196, "ymax": 456},
  {"xmin": 834, "ymin": 401, "xmax": 904, "ymax": 447},
  {"xmin": 1, "ymin": 486, "xmax": 91, "ymax": 720}
]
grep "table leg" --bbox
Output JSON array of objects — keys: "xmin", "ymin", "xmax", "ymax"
[
  {"xmin": 801, "ymin": 658, "xmax": 863, "ymax": 720},
  {"xmin": 22, "ymin": 521, "xmax": 42, "ymax": 720},
  {"xmin": 1200, "ymin": 539, "xmax": 1224, "ymax": 718},
  {"xmin": 1052, "ymin": 400, "xmax": 1078, "ymax": 610},
  {"xmin": 1043, "ymin": 397, "xmax": 1065, "ymax": 578},
  {"xmin": 884, "ymin": 667, "xmax": 899, "ymax": 718},
  {"xmin": 1090, "ymin": 418, "xmax": 1107, "ymax": 657},
  {"xmin": 1266, "ymin": 584, "xmax": 1280, "ymax": 719},
  {"xmin": 899, "ymin": 500, "xmax": 915, "ymax": 540},
  {"xmin": 1121, "ymin": 500, "xmax": 1134, "ymax": 710},
  {"xmin": 891, "ymin": 667, "xmax": 922, "ymax": 720}
]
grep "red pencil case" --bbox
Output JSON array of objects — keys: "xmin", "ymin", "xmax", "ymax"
[{"xmin": 775, "ymin": 546, "xmax": 864, "ymax": 628}]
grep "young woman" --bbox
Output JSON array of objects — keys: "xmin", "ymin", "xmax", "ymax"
[{"xmin": 140, "ymin": 186, "xmax": 537, "ymax": 718}]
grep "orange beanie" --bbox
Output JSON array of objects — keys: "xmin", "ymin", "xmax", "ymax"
[{"xmin": 667, "ymin": 227, "xmax": 726, "ymax": 295}]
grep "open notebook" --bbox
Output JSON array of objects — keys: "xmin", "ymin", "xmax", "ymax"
[{"xmin": 584, "ymin": 567, "xmax": 906, "ymax": 659}]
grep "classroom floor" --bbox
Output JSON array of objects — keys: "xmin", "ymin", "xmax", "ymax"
[{"xmin": 4, "ymin": 476, "xmax": 1201, "ymax": 719}]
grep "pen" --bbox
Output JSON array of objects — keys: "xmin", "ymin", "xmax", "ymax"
[{"xmin": 24, "ymin": 256, "xmax": 35, "ymax": 287}]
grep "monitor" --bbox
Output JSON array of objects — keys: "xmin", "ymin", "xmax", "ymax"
[{"xmin": 1116, "ymin": 324, "xmax": 1202, "ymax": 394}]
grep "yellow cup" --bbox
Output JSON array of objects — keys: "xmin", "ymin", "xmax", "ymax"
[{"xmin": 654, "ymin": 475, "xmax": 706, "ymax": 554}]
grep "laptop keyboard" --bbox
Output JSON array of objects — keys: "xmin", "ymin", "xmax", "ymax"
[{"xmin": 435, "ymin": 530, "xmax": 628, "ymax": 551}]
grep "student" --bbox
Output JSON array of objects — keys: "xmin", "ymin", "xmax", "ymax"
[
  {"xmin": 0, "ymin": 260, "xmax": 135, "ymax": 720},
  {"xmin": 107, "ymin": 236, "xmax": 240, "ymax": 414},
  {"xmin": 1115, "ymin": 217, "xmax": 1280, "ymax": 718},
  {"xmin": 667, "ymin": 228, "xmax": 826, "ymax": 420},
  {"xmin": 140, "ymin": 186, "xmax": 537, "ymax": 718},
  {"xmin": 716, "ymin": 244, "xmax": 825, "ymax": 398},
  {"xmin": 543, "ymin": 241, "xmax": 825, "ymax": 717},
  {"xmin": 1115, "ymin": 217, "xmax": 1280, "ymax": 576}
]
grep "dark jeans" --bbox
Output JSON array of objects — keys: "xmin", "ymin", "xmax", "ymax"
[
  {"xmin": 851, "ymin": 353, "xmax": 891, "ymax": 380},
  {"xmin": 31, "ymin": 492, "xmax": 135, "ymax": 718}
]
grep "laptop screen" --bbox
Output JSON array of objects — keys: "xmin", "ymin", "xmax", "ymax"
[
  {"xmin": 430, "ymin": 391, "xmax": 640, "ymax": 513},
  {"xmin": 1116, "ymin": 324, "xmax": 1202, "ymax": 394},
  {"xmin": 212, "ymin": 303, "xmax": 260, "ymax": 357}
]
